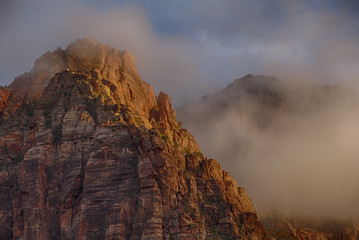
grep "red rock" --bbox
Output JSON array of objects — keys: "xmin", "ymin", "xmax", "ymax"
[
  {"xmin": 0, "ymin": 39, "xmax": 266, "ymax": 239},
  {"xmin": 0, "ymin": 88, "xmax": 11, "ymax": 115}
]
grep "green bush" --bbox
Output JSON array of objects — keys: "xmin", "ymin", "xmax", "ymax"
[
  {"xmin": 91, "ymin": 232, "xmax": 100, "ymax": 240},
  {"xmin": 43, "ymin": 106, "xmax": 53, "ymax": 129}
]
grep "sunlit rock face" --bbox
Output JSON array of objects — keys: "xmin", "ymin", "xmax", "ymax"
[{"xmin": 0, "ymin": 39, "xmax": 266, "ymax": 240}]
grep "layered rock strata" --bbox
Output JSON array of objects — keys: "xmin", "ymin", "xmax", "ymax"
[{"xmin": 0, "ymin": 39, "xmax": 266, "ymax": 239}]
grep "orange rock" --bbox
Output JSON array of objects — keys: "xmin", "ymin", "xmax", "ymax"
[{"xmin": 0, "ymin": 39, "xmax": 266, "ymax": 240}]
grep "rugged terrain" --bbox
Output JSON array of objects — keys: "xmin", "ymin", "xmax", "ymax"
[
  {"xmin": 260, "ymin": 214, "xmax": 359, "ymax": 240},
  {"xmin": 0, "ymin": 39, "xmax": 266, "ymax": 239}
]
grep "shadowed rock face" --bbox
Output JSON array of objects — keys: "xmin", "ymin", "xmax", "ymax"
[{"xmin": 0, "ymin": 39, "xmax": 266, "ymax": 239}]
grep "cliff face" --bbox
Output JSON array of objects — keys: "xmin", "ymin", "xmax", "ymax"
[{"xmin": 0, "ymin": 39, "xmax": 266, "ymax": 239}]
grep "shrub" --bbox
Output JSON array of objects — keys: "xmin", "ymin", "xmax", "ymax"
[
  {"xmin": 137, "ymin": 200, "xmax": 142, "ymax": 209},
  {"xmin": 3, "ymin": 202, "xmax": 12, "ymax": 211},
  {"xmin": 13, "ymin": 153, "xmax": 24, "ymax": 164},
  {"xmin": 52, "ymin": 125, "xmax": 62, "ymax": 144},
  {"xmin": 4, "ymin": 142, "xmax": 8, "ymax": 153},
  {"xmin": 25, "ymin": 100, "xmax": 37, "ymax": 117},
  {"xmin": 161, "ymin": 134, "xmax": 170, "ymax": 141},
  {"xmin": 210, "ymin": 227, "xmax": 220, "ymax": 240},
  {"xmin": 43, "ymin": 106, "xmax": 52, "ymax": 118},
  {"xmin": 193, "ymin": 152, "xmax": 204, "ymax": 159},
  {"xmin": 134, "ymin": 116, "xmax": 143, "ymax": 126},
  {"xmin": 90, "ymin": 232, "xmax": 100, "ymax": 240},
  {"xmin": 43, "ymin": 106, "xmax": 53, "ymax": 129},
  {"xmin": 184, "ymin": 148, "xmax": 191, "ymax": 155}
]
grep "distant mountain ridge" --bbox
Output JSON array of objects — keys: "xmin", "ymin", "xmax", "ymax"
[
  {"xmin": 178, "ymin": 74, "xmax": 354, "ymax": 132},
  {"xmin": 177, "ymin": 74, "xmax": 359, "ymax": 240}
]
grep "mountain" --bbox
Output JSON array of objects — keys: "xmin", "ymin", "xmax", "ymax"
[
  {"xmin": 177, "ymin": 74, "xmax": 359, "ymax": 239},
  {"xmin": 177, "ymin": 74, "xmax": 353, "ymax": 134},
  {"xmin": 0, "ymin": 39, "xmax": 266, "ymax": 239}
]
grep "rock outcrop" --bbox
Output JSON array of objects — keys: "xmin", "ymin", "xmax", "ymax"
[
  {"xmin": 0, "ymin": 39, "xmax": 266, "ymax": 239},
  {"xmin": 0, "ymin": 87, "xmax": 11, "ymax": 116},
  {"xmin": 261, "ymin": 214, "xmax": 359, "ymax": 240}
]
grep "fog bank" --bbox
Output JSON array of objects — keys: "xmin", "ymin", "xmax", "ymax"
[{"xmin": 177, "ymin": 75, "xmax": 359, "ymax": 218}]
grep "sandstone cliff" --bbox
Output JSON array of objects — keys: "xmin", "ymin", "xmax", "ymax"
[{"xmin": 0, "ymin": 39, "xmax": 266, "ymax": 239}]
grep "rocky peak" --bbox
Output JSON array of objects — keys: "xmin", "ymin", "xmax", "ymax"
[
  {"xmin": 151, "ymin": 92, "xmax": 178, "ymax": 128},
  {"xmin": 3, "ymin": 39, "xmax": 156, "ymax": 119},
  {"xmin": 4, "ymin": 38, "xmax": 180, "ymax": 131},
  {"xmin": 7, "ymin": 38, "xmax": 140, "ymax": 98},
  {"xmin": 9, "ymin": 47, "xmax": 68, "ymax": 98},
  {"xmin": 224, "ymin": 74, "xmax": 281, "ymax": 89},
  {"xmin": 221, "ymin": 74, "xmax": 285, "ymax": 102},
  {"xmin": 65, "ymin": 38, "xmax": 140, "ymax": 84},
  {"xmin": 177, "ymin": 75, "xmax": 289, "ymax": 135},
  {"xmin": 0, "ymin": 40, "xmax": 266, "ymax": 239}
]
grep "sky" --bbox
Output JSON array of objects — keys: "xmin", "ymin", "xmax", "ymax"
[{"xmin": 1, "ymin": 0, "xmax": 359, "ymax": 103}]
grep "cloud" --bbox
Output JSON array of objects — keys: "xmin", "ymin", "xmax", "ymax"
[
  {"xmin": 1, "ymin": 0, "xmax": 359, "ymax": 102},
  {"xmin": 0, "ymin": 0, "xmax": 215, "ymax": 103},
  {"xmin": 1, "ymin": 0, "xmax": 359, "ymax": 218},
  {"xmin": 178, "ymin": 78, "xmax": 359, "ymax": 218},
  {"xmin": 190, "ymin": 0, "xmax": 359, "ymax": 89}
]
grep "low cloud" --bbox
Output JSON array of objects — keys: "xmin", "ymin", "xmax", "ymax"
[
  {"xmin": 178, "ymin": 78, "xmax": 359, "ymax": 218},
  {"xmin": 0, "ymin": 0, "xmax": 215, "ymax": 103}
]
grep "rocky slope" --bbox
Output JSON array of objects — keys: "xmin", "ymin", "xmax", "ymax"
[
  {"xmin": 0, "ymin": 39, "xmax": 266, "ymax": 239},
  {"xmin": 260, "ymin": 214, "xmax": 359, "ymax": 240}
]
